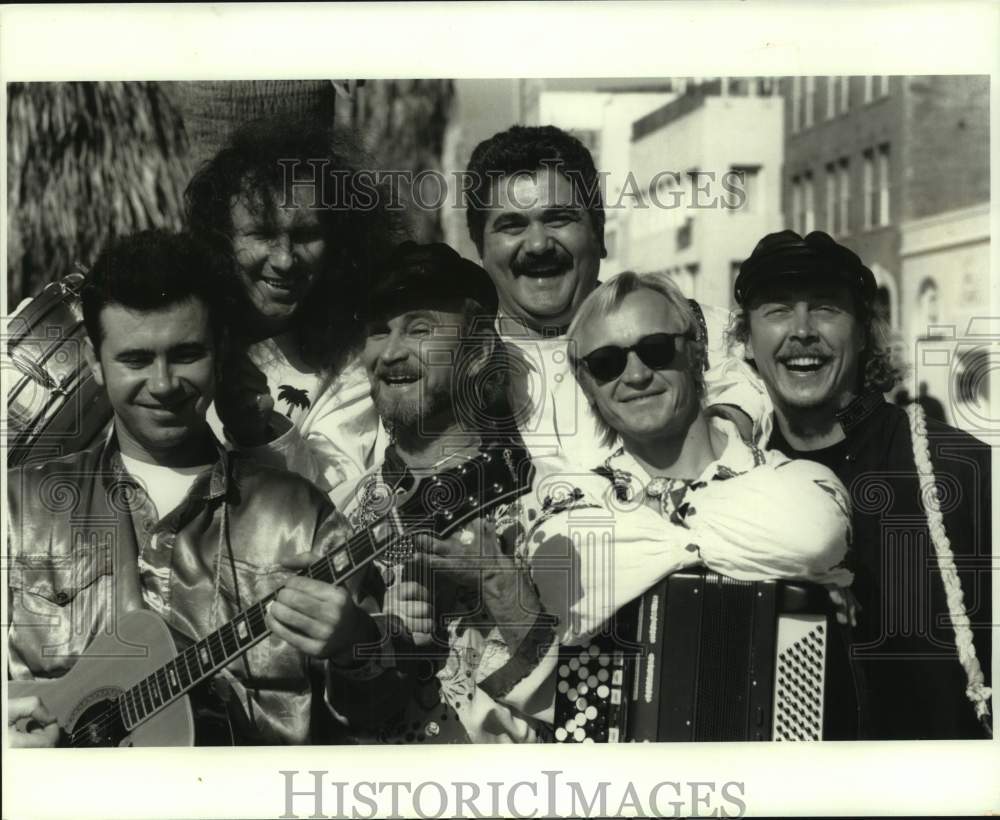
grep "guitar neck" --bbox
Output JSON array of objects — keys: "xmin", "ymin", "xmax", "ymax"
[
  {"xmin": 116, "ymin": 442, "xmax": 534, "ymax": 734},
  {"xmin": 117, "ymin": 518, "xmax": 413, "ymax": 732}
]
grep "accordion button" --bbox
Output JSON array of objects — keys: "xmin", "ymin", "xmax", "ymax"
[
  {"xmin": 577, "ymin": 683, "xmax": 589, "ymax": 696},
  {"xmin": 578, "ymin": 650, "xmax": 590, "ymax": 663},
  {"xmin": 577, "ymin": 668, "xmax": 588, "ymax": 680},
  {"xmin": 558, "ymin": 665, "xmax": 570, "ymax": 678},
  {"xmin": 555, "ymin": 728, "xmax": 568, "ymax": 741},
  {"xmin": 575, "ymin": 698, "xmax": 587, "ymax": 711},
  {"xmin": 597, "ymin": 669, "xmax": 609, "ymax": 683},
  {"xmin": 565, "ymin": 720, "xmax": 577, "ymax": 732},
  {"xmin": 585, "ymin": 706, "xmax": 598, "ymax": 720},
  {"xmin": 597, "ymin": 685, "xmax": 610, "ymax": 699},
  {"xmin": 558, "ymin": 681, "xmax": 569, "ymax": 694},
  {"xmin": 589, "ymin": 644, "xmax": 601, "ymax": 657},
  {"xmin": 573, "ymin": 727, "xmax": 586, "ymax": 742},
  {"xmin": 598, "ymin": 655, "xmax": 610, "ymax": 667},
  {"xmin": 569, "ymin": 659, "xmax": 580, "ymax": 672},
  {"xmin": 587, "ymin": 675, "xmax": 598, "ymax": 688},
  {"xmin": 575, "ymin": 713, "xmax": 587, "ymax": 726}
]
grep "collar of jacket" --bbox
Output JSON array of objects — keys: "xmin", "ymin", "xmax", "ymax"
[
  {"xmin": 835, "ymin": 390, "xmax": 886, "ymax": 434},
  {"xmin": 97, "ymin": 427, "xmax": 232, "ymax": 503}
]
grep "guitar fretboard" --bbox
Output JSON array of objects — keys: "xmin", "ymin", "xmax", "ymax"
[{"xmin": 117, "ymin": 519, "xmax": 410, "ymax": 730}]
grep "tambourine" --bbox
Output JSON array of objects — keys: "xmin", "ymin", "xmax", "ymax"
[{"xmin": 5, "ymin": 272, "xmax": 112, "ymax": 466}]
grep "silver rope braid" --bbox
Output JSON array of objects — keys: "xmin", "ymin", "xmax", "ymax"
[{"xmin": 905, "ymin": 403, "xmax": 992, "ymax": 733}]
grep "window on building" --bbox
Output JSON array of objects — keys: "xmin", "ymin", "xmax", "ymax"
[
  {"xmin": 791, "ymin": 77, "xmax": 802, "ymax": 133},
  {"xmin": 863, "ymin": 75, "xmax": 874, "ymax": 104},
  {"xmin": 728, "ymin": 165, "xmax": 760, "ymax": 214},
  {"xmin": 876, "ymin": 75, "xmax": 891, "ymax": 98},
  {"xmin": 826, "ymin": 77, "xmax": 837, "ymax": 120},
  {"xmin": 803, "ymin": 172, "xmax": 815, "ymax": 232},
  {"xmin": 839, "ymin": 75, "xmax": 850, "ymax": 113},
  {"xmin": 824, "ymin": 163, "xmax": 837, "ymax": 233},
  {"xmin": 804, "ymin": 77, "xmax": 816, "ymax": 128},
  {"xmin": 837, "ymin": 158, "xmax": 850, "ymax": 235},
  {"xmin": 877, "ymin": 143, "xmax": 891, "ymax": 226},
  {"xmin": 863, "ymin": 149, "xmax": 875, "ymax": 229},
  {"xmin": 791, "ymin": 175, "xmax": 803, "ymax": 233}
]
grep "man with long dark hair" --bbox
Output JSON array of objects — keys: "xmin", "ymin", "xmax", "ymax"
[{"xmin": 185, "ymin": 116, "xmax": 403, "ymax": 506}]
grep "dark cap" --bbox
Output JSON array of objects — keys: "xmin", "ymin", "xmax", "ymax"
[
  {"xmin": 734, "ymin": 230, "xmax": 877, "ymax": 306},
  {"xmin": 360, "ymin": 241, "xmax": 498, "ymax": 320}
]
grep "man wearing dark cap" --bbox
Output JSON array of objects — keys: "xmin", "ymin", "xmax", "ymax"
[
  {"xmin": 327, "ymin": 241, "xmax": 562, "ymax": 743},
  {"xmin": 730, "ymin": 229, "xmax": 992, "ymax": 740}
]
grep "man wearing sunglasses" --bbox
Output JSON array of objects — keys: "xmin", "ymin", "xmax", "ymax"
[
  {"xmin": 464, "ymin": 125, "xmax": 767, "ymax": 471},
  {"xmin": 729, "ymin": 230, "xmax": 992, "ymax": 740}
]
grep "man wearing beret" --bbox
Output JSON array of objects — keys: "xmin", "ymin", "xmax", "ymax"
[
  {"xmin": 730, "ymin": 229, "xmax": 992, "ymax": 740},
  {"xmin": 327, "ymin": 242, "xmax": 859, "ymax": 744}
]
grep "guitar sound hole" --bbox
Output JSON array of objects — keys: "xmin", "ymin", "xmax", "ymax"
[{"xmin": 69, "ymin": 699, "xmax": 127, "ymax": 747}]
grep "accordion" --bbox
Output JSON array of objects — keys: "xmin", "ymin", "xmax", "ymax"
[
  {"xmin": 5, "ymin": 273, "xmax": 112, "ymax": 466},
  {"xmin": 553, "ymin": 570, "xmax": 863, "ymax": 742}
]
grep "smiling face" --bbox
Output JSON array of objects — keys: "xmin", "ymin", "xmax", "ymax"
[
  {"xmin": 230, "ymin": 184, "xmax": 327, "ymax": 336},
  {"xmin": 575, "ymin": 290, "xmax": 700, "ymax": 446},
  {"xmin": 87, "ymin": 298, "xmax": 217, "ymax": 465},
  {"xmin": 744, "ymin": 275, "xmax": 866, "ymax": 413},
  {"xmin": 362, "ymin": 304, "xmax": 474, "ymax": 436},
  {"xmin": 480, "ymin": 167, "xmax": 602, "ymax": 332}
]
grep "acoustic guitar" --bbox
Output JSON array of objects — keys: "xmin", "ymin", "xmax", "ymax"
[{"xmin": 8, "ymin": 445, "xmax": 534, "ymax": 747}]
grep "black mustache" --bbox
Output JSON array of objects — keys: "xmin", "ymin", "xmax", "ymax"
[{"xmin": 511, "ymin": 252, "xmax": 571, "ymax": 278}]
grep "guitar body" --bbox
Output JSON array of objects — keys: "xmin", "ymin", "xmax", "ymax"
[{"xmin": 9, "ymin": 610, "xmax": 195, "ymax": 747}]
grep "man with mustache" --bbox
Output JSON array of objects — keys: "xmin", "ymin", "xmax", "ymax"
[
  {"xmin": 729, "ymin": 229, "xmax": 992, "ymax": 739},
  {"xmin": 186, "ymin": 116, "xmax": 401, "ymax": 507},
  {"xmin": 326, "ymin": 243, "xmax": 853, "ymax": 744},
  {"xmin": 464, "ymin": 125, "xmax": 767, "ymax": 469}
]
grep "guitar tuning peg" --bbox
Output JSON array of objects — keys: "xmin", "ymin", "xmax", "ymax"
[
  {"xmin": 443, "ymin": 511, "xmax": 454, "ymax": 520},
  {"xmin": 482, "ymin": 454, "xmax": 493, "ymax": 463},
  {"xmin": 467, "ymin": 496, "xmax": 478, "ymax": 507}
]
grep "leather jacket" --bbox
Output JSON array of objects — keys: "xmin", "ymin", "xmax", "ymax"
[{"xmin": 7, "ymin": 433, "xmax": 353, "ymax": 744}]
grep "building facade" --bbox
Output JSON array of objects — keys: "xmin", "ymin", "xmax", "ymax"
[
  {"xmin": 780, "ymin": 75, "xmax": 990, "ymax": 426},
  {"xmin": 624, "ymin": 82, "xmax": 784, "ymax": 309}
]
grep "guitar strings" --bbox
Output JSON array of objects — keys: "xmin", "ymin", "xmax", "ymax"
[{"xmin": 67, "ymin": 456, "xmax": 511, "ymax": 744}]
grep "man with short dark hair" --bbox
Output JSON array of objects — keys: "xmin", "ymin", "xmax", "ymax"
[
  {"xmin": 7, "ymin": 230, "xmax": 379, "ymax": 745},
  {"xmin": 464, "ymin": 125, "xmax": 767, "ymax": 469},
  {"xmin": 730, "ymin": 229, "xmax": 993, "ymax": 739}
]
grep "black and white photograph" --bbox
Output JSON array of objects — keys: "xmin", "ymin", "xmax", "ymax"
[{"xmin": 2, "ymin": 3, "xmax": 998, "ymax": 818}]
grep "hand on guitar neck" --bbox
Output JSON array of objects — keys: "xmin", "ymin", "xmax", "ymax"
[
  {"xmin": 265, "ymin": 549, "xmax": 380, "ymax": 665},
  {"xmin": 8, "ymin": 695, "xmax": 61, "ymax": 748}
]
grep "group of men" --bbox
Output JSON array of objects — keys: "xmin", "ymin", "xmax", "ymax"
[{"xmin": 7, "ymin": 119, "xmax": 992, "ymax": 746}]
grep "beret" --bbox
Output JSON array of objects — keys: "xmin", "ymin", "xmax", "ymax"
[{"xmin": 734, "ymin": 230, "xmax": 877, "ymax": 305}]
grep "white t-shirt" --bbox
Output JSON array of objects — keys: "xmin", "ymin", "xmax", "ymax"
[
  {"xmin": 207, "ymin": 332, "xmax": 388, "ymax": 509},
  {"xmin": 120, "ymin": 454, "xmax": 209, "ymax": 521}
]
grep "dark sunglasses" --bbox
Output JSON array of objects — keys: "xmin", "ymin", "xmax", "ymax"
[{"xmin": 578, "ymin": 332, "xmax": 694, "ymax": 383}]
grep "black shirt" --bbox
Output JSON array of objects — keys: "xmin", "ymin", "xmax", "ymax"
[{"xmin": 768, "ymin": 393, "xmax": 992, "ymax": 739}]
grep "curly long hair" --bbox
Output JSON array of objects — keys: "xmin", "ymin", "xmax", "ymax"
[{"xmin": 184, "ymin": 115, "xmax": 406, "ymax": 373}]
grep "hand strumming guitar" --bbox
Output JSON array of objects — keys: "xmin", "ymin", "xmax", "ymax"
[
  {"xmin": 411, "ymin": 519, "xmax": 553, "ymax": 652},
  {"xmin": 8, "ymin": 695, "xmax": 60, "ymax": 748}
]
